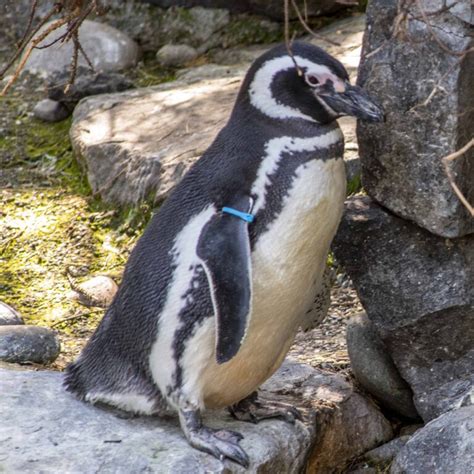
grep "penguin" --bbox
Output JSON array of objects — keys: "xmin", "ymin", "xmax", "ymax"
[{"xmin": 64, "ymin": 41, "xmax": 383, "ymax": 467}]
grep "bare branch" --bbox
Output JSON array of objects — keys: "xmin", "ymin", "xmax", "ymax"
[
  {"xmin": 0, "ymin": 0, "xmax": 107, "ymax": 95},
  {"xmin": 442, "ymin": 139, "xmax": 474, "ymax": 216},
  {"xmin": 414, "ymin": 0, "xmax": 474, "ymax": 57},
  {"xmin": 290, "ymin": 0, "xmax": 341, "ymax": 47},
  {"xmin": 0, "ymin": 16, "xmax": 72, "ymax": 96}
]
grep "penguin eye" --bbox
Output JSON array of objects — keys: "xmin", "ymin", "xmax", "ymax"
[{"xmin": 305, "ymin": 74, "xmax": 320, "ymax": 87}]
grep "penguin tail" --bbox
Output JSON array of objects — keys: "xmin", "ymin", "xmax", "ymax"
[{"xmin": 63, "ymin": 359, "xmax": 88, "ymax": 400}]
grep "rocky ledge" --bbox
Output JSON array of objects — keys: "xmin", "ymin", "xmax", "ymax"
[{"xmin": 0, "ymin": 361, "xmax": 392, "ymax": 473}]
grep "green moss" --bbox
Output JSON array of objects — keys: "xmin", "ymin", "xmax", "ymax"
[
  {"xmin": 347, "ymin": 174, "xmax": 362, "ymax": 195},
  {"xmin": 132, "ymin": 62, "xmax": 177, "ymax": 89},
  {"xmin": 25, "ymin": 117, "xmax": 91, "ymax": 195},
  {"xmin": 0, "ymin": 92, "xmax": 159, "ymax": 367}
]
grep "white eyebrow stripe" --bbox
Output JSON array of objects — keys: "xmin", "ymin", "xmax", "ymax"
[{"xmin": 248, "ymin": 55, "xmax": 336, "ymax": 121}]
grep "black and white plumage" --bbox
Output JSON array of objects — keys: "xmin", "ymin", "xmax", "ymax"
[{"xmin": 65, "ymin": 42, "xmax": 383, "ymax": 466}]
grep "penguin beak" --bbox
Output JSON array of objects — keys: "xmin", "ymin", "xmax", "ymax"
[{"xmin": 318, "ymin": 82, "xmax": 384, "ymax": 122}]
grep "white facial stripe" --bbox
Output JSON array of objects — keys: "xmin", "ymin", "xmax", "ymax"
[
  {"xmin": 248, "ymin": 55, "xmax": 337, "ymax": 121},
  {"xmin": 251, "ymin": 128, "xmax": 343, "ymax": 214},
  {"xmin": 149, "ymin": 205, "xmax": 216, "ymax": 399}
]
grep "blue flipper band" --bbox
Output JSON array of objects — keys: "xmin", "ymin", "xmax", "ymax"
[{"xmin": 222, "ymin": 207, "xmax": 255, "ymax": 223}]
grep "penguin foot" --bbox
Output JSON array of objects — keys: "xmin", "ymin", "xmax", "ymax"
[
  {"xmin": 179, "ymin": 407, "xmax": 249, "ymax": 467},
  {"xmin": 229, "ymin": 391, "xmax": 301, "ymax": 424}
]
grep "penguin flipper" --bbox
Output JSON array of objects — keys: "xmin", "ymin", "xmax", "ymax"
[{"xmin": 197, "ymin": 197, "xmax": 253, "ymax": 365}]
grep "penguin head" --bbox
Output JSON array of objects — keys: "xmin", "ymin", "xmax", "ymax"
[{"xmin": 239, "ymin": 41, "xmax": 384, "ymax": 125}]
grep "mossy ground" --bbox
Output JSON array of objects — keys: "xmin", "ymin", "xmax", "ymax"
[{"xmin": 0, "ymin": 72, "xmax": 157, "ymax": 370}]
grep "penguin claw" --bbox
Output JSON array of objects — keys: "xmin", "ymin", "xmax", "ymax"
[
  {"xmin": 188, "ymin": 427, "xmax": 249, "ymax": 468},
  {"xmin": 179, "ymin": 407, "xmax": 249, "ymax": 467},
  {"xmin": 214, "ymin": 428, "xmax": 245, "ymax": 443},
  {"xmin": 229, "ymin": 392, "xmax": 302, "ymax": 424}
]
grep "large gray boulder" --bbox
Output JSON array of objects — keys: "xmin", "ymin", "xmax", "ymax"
[
  {"xmin": 24, "ymin": 20, "xmax": 140, "ymax": 77},
  {"xmin": 332, "ymin": 196, "xmax": 474, "ymax": 422},
  {"xmin": 357, "ymin": 0, "xmax": 474, "ymax": 238},
  {"xmin": 70, "ymin": 69, "xmax": 243, "ymax": 206},
  {"xmin": 0, "ymin": 361, "xmax": 393, "ymax": 473},
  {"xmin": 391, "ymin": 406, "xmax": 474, "ymax": 474}
]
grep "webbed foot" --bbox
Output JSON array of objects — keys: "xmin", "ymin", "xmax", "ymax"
[
  {"xmin": 229, "ymin": 391, "xmax": 301, "ymax": 424},
  {"xmin": 179, "ymin": 408, "xmax": 249, "ymax": 468}
]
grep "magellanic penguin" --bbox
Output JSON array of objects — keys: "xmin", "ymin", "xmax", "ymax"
[{"xmin": 65, "ymin": 42, "xmax": 383, "ymax": 467}]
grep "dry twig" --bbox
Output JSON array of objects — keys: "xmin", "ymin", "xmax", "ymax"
[
  {"xmin": 442, "ymin": 139, "xmax": 474, "ymax": 217},
  {"xmin": 0, "ymin": 0, "xmax": 108, "ymax": 97}
]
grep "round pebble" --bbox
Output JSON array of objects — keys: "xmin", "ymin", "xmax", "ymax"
[
  {"xmin": 156, "ymin": 44, "xmax": 199, "ymax": 67},
  {"xmin": 69, "ymin": 275, "xmax": 118, "ymax": 308},
  {"xmin": 0, "ymin": 301, "xmax": 24, "ymax": 326},
  {"xmin": 33, "ymin": 99, "xmax": 71, "ymax": 122},
  {"xmin": 0, "ymin": 325, "xmax": 60, "ymax": 364}
]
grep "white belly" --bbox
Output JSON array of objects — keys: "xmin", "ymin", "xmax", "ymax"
[{"xmin": 184, "ymin": 157, "xmax": 346, "ymax": 408}]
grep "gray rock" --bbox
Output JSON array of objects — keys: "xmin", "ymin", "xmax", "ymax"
[
  {"xmin": 33, "ymin": 99, "xmax": 71, "ymax": 122},
  {"xmin": 70, "ymin": 71, "xmax": 241, "ymax": 207},
  {"xmin": 249, "ymin": 0, "xmax": 343, "ymax": 20},
  {"xmin": 67, "ymin": 275, "xmax": 118, "ymax": 308},
  {"xmin": 156, "ymin": 44, "xmax": 199, "ymax": 67},
  {"xmin": 0, "ymin": 325, "xmax": 60, "ymax": 364},
  {"xmin": 357, "ymin": 0, "xmax": 474, "ymax": 238},
  {"xmin": 391, "ymin": 406, "xmax": 474, "ymax": 474},
  {"xmin": 399, "ymin": 424, "xmax": 423, "ymax": 437},
  {"xmin": 144, "ymin": 0, "xmax": 344, "ymax": 20},
  {"xmin": 160, "ymin": 6, "xmax": 230, "ymax": 47},
  {"xmin": 98, "ymin": 0, "xmax": 165, "ymax": 53},
  {"xmin": 0, "ymin": 301, "xmax": 24, "ymax": 325},
  {"xmin": 0, "ymin": 361, "xmax": 392, "ymax": 473},
  {"xmin": 70, "ymin": 15, "xmax": 366, "ymax": 208},
  {"xmin": 333, "ymin": 196, "xmax": 474, "ymax": 422},
  {"xmin": 24, "ymin": 20, "xmax": 140, "ymax": 77},
  {"xmin": 102, "ymin": 3, "xmax": 279, "ymax": 53},
  {"xmin": 347, "ymin": 312, "xmax": 419, "ymax": 419},
  {"xmin": 363, "ymin": 436, "xmax": 410, "ymax": 465},
  {"xmin": 48, "ymin": 67, "xmax": 134, "ymax": 108}
]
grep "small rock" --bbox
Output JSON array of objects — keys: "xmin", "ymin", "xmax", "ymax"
[
  {"xmin": 363, "ymin": 436, "xmax": 410, "ymax": 465},
  {"xmin": 68, "ymin": 275, "xmax": 118, "ymax": 308},
  {"xmin": 391, "ymin": 406, "xmax": 474, "ymax": 473},
  {"xmin": 48, "ymin": 67, "xmax": 134, "ymax": 109},
  {"xmin": 399, "ymin": 424, "xmax": 423, "ymax": 437},
  {"xmin": 24, "ymin": 20, "xmax": 140, "ymax": 77},
  {"xmin": 347, "ymin": 312, "xmax": 419, "ymax": 419},
  {"xmin": 0, "ymin": 302, "xmax": 24, "ymax": 326},
  {"xmin": 0, "ymin": 325, "xmax": 60, "ymax": 364},
  {"xmin": 33, "ymin": 99, "xmax": 71, "ymax": 122},
  {"xmin": 156, "ymin": 44, "xmax": 199, "ymax": 67}
]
